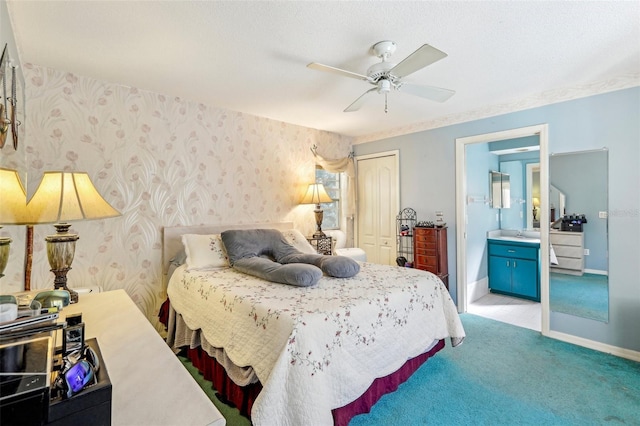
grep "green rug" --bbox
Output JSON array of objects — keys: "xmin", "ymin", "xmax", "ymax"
[
  {"xmin": 183, "ymin": 314, "xmax": 640, "ymax": 425},
  {"xmin": 550, "ymin": 272, "xmax": 608, "ymax": 322}
]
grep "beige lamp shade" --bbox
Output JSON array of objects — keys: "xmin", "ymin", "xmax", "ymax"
[
  {"xmin": 27, "ymin": 171, "xmax": 121, "ymax": 224},
  {"xmin": 300, "ymin": 183, "xmax": 333, "ymax": 205},
  {"xmin": 0, "ymin": 168, "xmax": 30, "ymax": 224}
]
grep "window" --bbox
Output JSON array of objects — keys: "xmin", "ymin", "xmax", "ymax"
[{"xmin": 315, "ymin": 167, "xmax": 340, "ymax": 229}]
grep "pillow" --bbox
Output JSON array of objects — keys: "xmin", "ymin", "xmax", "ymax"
[
  {"xmin": 233, "ymin": 257, "xmax": 321, "ymax": 287},
  {"xmin": 281, "ymin": 229, "xmax": 316, "ymax": 254},
  {"xmin": 221, "ymin": 228, "xmax": 359, "ymax": 287},
  {"xmin": 181, "ymin": 234, "xmax": 230, "ymax": 271}
]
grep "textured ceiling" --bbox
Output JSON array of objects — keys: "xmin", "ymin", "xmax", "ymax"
[{"xmin": 6, "ymin": 1, "xmax": 640, "ymax": 142}]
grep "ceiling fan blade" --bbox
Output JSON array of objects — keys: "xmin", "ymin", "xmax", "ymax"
[
  {"xmin": 307, "ymin": 62, "xmax": 371, "ymax": 81},
  {"xmin": 390, "ymin": 44, "xmax": 448, "ymax": 78},
  {"xmin": 399, "ymin": 83, "xmax": 455, "ymax": 103},
  {"xmin": 344, "ymin": 88, "xmax": 377, "ymax": 112}
]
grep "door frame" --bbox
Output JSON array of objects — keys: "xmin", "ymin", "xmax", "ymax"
[
  {"xmin": 354, "ymin": 150, "xmax": 400, "ymax": 256},
  {"xmin": 455, "ymin": 125, "xmax": 550, "ymax": 335}
]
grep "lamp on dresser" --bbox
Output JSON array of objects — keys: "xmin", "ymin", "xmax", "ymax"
[
  {"xmin": 27, "ymin": 171, "xmax": 121, "ymax": 303},
  {"xmin": 0, "ymin": 168, "xmax": 30, "ymax": 280},
  {"xmin": 300, "ymin": 182, "xmax": 333, "ymax": 238}
]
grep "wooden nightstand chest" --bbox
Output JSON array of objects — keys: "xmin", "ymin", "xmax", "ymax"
[
  {"xmin": 307, "ymin": 235, "xmax": 333, "ymax": 255},
  {"xmin": 413, "ymin": 227, "xmax": 449, "ymax": 289}
]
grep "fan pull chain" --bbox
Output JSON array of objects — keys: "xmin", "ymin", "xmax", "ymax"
[{"xmin": 384, "ymin": 93, "xmax": 388, "ymax": 113}]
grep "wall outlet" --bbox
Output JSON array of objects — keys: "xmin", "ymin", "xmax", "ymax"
[
  {"xmin": 599, "ymin": 211, "xmax": 608, "ymax": 219},
  {"xmin": 584, "ymin": 249, "xmax": 590, "ymax": 255}
]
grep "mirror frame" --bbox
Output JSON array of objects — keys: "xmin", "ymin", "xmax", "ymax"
[{"xmin": 548, "ymin": 148, "xmax": 609, "ymax": 323}]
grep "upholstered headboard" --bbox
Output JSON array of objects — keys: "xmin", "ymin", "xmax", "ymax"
[{"xmin": 161, "ymin": 222, "xmax": 294, "ymax": 285}]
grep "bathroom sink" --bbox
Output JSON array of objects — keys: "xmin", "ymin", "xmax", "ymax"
[{"xmin": 491, "ymin": 236, "xmax": 540, "ymax": 244}]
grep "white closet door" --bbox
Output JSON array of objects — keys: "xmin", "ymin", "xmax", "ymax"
[{"xmin": 356, "ymin": 153, "xmax": 398, "ymax": 265}]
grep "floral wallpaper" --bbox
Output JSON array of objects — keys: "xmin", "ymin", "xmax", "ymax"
[{"xmin": 0, "ymin": 64, "xmax": 352, "ymax": 329}]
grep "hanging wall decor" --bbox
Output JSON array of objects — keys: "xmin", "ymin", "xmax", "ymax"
[
  {"xmin": 10, "ymin": 64, "xmax": 18, "ymax": 150},
  {"xmin": 0, "ymin": 44, "xmax": 8, "ymax": 149}
]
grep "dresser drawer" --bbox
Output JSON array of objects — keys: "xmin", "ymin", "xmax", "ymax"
[
  {"xmin": 415, "ymin": 248, "xmax": 437, "ymax": 258},
  {"xmin": 553, "ymin": 256, "xmax": 584, "ymax": 270},
  {"xmin": 414, "ymin": 232, "xmax": 436, "ymax": 243},
  {"xmin": 415, "ymin": 254, "xmax": 437, "ymax": 269},
  {"xmin": 488, "ymin": 243, "xmax": 538, "ymax": 260},
  {"xmin": 550, "ymin": 232, "xmax": 583, "ymax": 246},
  {"xmin": 553, "ymin": 245, "xmax": 583, "ymax": 259}
]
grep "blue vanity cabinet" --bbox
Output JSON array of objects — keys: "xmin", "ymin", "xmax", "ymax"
[{"xmin": 488, "ymin": 240, "xmax": 540, "ymax": 301}]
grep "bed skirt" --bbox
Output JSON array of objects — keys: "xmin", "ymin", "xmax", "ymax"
[
  {"xmin": 160, "ymin": 299, "xmax": 446, "ymax": 425},
  {"xmin": 186, "ymin": 339, "xmax": 445, "ymax": 425}
]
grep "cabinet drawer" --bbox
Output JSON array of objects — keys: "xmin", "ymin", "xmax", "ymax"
[
  {"xmin": 488, "ymin": 243, "xmax": 538, "ymax": 260},
  {"xmin": 553, "ymin": 245, "xmax": 582, "ymax": 259}
]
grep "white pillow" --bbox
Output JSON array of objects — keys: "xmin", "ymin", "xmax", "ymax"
[
  {"xmin": 181, "ymin": 234, "xmax": 230, "ymax": 270},
  {"xmin": 282, "ymin": 229, "xmax": 317, "ymax": 254}
]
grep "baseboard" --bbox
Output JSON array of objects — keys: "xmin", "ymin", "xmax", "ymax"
[
  {"xmin": 467, "ymin": 277, "xmax": 488, "ymax": 303},
  {"xmin": 583, "ymin": 268, "xmax": 608, "ymax": 275},
  {"xmin": 546, "ymin": 329, "xmax": 640, "ymax": 362}
]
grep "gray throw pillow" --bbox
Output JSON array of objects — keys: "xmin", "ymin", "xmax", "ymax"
[{"xmin": 221, "ymin": 228, "xmax": 359, "ymax": 287}]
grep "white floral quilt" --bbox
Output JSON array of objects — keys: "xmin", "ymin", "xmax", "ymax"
[{"xmin": 167, "ymin": 261, "xmax": 465, "ymax": 426}]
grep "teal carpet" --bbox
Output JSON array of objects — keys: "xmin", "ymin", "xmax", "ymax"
[
  {"xmin": 550, "ymin": 272, "xmax": 609, "ymax": 322},
  {"xmin": 183, "ymin": 314, "xmax": 640, "ymax": 426}
]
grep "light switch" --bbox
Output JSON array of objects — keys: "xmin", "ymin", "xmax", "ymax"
[{"xmin": 598, "ymin": 211, "xmax": 607, "ymax": 219}]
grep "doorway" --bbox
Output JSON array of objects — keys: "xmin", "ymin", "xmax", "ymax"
[
  {"xmin": 455, "ymin": 125, "xmax": 550, "ymax": 335},
  {"xmin": 355, "ymin": 151, "xmax": 399, "ymax": 266}
]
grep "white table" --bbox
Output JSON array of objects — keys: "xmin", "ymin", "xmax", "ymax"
[{"xmin": 58, "ymin": 289, "xmax": 225, "ymax": 426}]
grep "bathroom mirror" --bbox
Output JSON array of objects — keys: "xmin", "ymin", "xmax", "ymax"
[
  {"xmin": 549, "ymin": 184, "xmax": 566, "ymax": 223},
  {"xmin": 549, "ymin": 149, "xmax": 608, "ymax": 322},
  {"xmin": 490, "ymin": 171, "xmax": 510, "ymax": 209}
]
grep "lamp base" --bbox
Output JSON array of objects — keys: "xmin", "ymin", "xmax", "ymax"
[
  {"xmin": 46, "ymin": 223, "xmax": 79, "ymax": 304},
  {"xmin": 313, "ymin": 204, "xmax": 326, "ymax": 238},
  {"xmin": 55, "ymin": 283, "xmax": 79, "ymax": 304}
]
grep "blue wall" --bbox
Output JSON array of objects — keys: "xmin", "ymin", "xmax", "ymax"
[{"xmin": 354, "ymin": 87, "xmax": 640, "ymax": 352}]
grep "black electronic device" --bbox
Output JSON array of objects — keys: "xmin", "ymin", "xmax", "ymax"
[
  {"xmin": 416, "ymin": 221, "xmax": 434, "ymax": 228},
  {"xmin": 49, "ymin": 338, "xmax": 112, "ymax": 426},
  {"xmin": 560, "ymin": 214, "xmax": 587, "ymax": 232},
  {"xmin": 62, "ymin": 322, "xmax": 85, "ymax": 356},
  {"xmin": 65, "ymin": 313, "xmax": 82, "ymax": 327},
  {"xmin": 0, "ymin": 336, "xmax": 53, "ymax": 425}
]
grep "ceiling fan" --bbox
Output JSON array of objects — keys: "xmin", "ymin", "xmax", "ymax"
[{"xmin": 307, "ymin": 40, "xmax": 455, "ymax": 113}]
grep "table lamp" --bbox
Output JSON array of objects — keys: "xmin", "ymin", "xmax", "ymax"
[
  {"xmin": 27, "ymin": 171, "xmax": 121, "ymax": 302},
  {"xmin": 0, "ymin": 168, "xmax": 31, "ymax": 280},
  {"xmin": 532, "ymin": 197, "xmax": 540, "ymax": 220},
  {"xmin": 300, "ymin": 183, "xmax": 333, "ymax": 238}
]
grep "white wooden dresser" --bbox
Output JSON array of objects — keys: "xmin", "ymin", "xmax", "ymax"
[{"xmin": 550, "ymin": 230, "xmax": 584, "ymax": 275}]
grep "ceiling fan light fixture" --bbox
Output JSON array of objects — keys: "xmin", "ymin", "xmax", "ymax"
[{"xmin": 377, "ymin": 79, "xmax": 391, "ymax": 94}]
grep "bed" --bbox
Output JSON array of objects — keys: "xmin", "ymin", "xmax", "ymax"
[{"xmin": 161, "ymin": 222, "xmax": 465, "ymax": 426}]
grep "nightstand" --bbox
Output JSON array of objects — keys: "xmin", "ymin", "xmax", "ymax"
[{"xmin": 307, "ymin": 235, "xmax": 333, "ymax": 255}]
